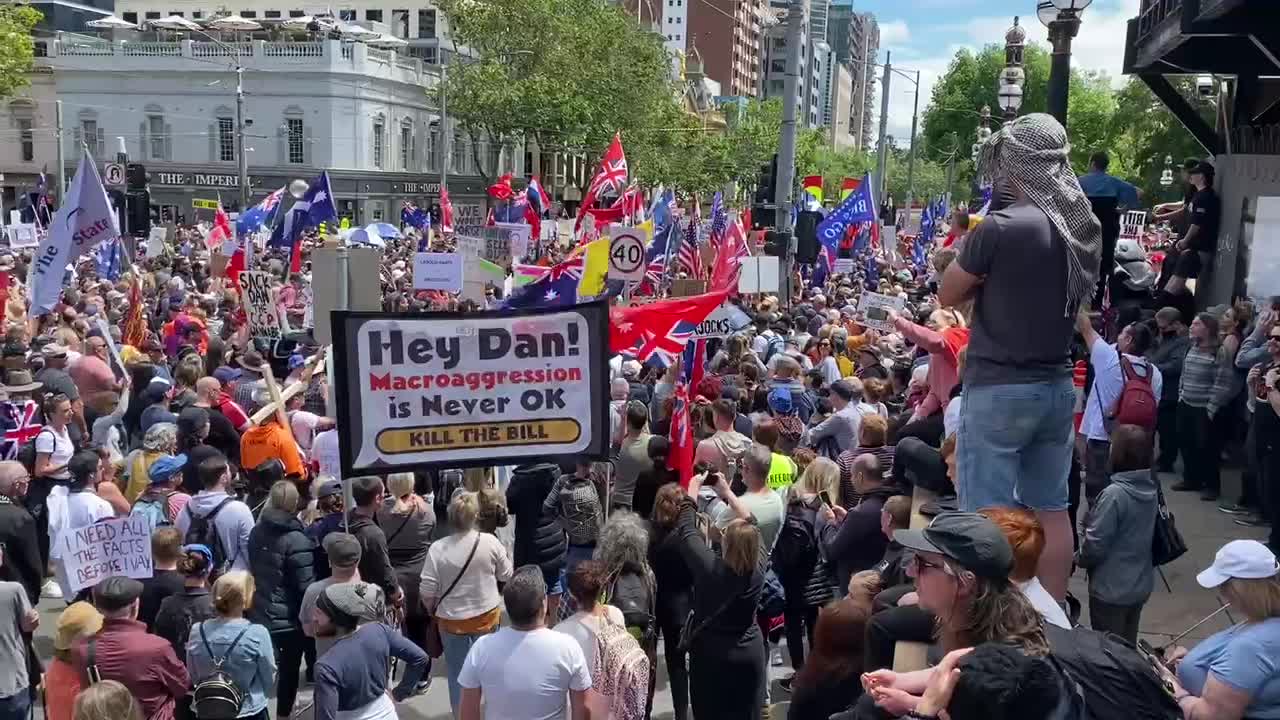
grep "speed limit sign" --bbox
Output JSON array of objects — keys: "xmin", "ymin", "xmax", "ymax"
[
  {"xmin": 608, "ymin": 224, "xmax": 647, "ymax": 282},
  {"xmin": 103, "ymin": 163, "xmax": 125, "ymax": 186}
]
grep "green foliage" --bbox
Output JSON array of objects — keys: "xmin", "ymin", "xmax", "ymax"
[
  {"xmin": 436, "ymin": 0, "xmax": 674, "ymax": 183},
  {"xmin": 0, "ymin": 5, "xmax": 41, "ymax": 99},
  {"xmin": 1107, "ymin": 76, "xmax": 1214, "ymax": 204}
]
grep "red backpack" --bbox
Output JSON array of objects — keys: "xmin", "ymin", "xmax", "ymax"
[{"xmin": 1109, "ymin": 356, "xmax": 1158, "ymax": 429}]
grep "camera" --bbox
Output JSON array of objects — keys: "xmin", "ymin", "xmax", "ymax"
[{"xmin": 1196, "ymin": 74, "xmax": 1216, "ymax": 97}]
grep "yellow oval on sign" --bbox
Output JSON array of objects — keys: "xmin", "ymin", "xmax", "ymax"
[{"xmin": 376, "ymin": 419, "xmax": 582, "ymax": 454}]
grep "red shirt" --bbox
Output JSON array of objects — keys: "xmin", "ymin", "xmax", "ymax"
[
  {"xmin": 217, "ymin": 392, "xmax": 251, "ymax": 430},
  {"xmin": 75, "ymin": 618, "xmax": 189, "ymax": 720}
]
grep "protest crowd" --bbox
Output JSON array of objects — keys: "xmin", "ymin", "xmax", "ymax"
[{"xmin": 0, "ymin": 112, "xmax": 1276, "ymax": 720}]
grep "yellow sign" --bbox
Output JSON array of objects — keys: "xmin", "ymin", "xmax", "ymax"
[
  {"xmin": 376, "ymin": 419, "xmax": 582, "ymax": 453},
  {"xmin": 192, "ymin": 198, "xmax": 219, "ymax": 210}
]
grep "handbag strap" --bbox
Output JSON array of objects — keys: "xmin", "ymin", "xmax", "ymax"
[
  {"xmin": 435, "ymin": 534, "xmax": 481, "ymax": 610},
  {"xmin": 685, "ymin": 587, "xmax": 740, "ymax": 644}
]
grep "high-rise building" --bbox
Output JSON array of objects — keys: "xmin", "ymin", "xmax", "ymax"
[
  {"xmin": 620, "ymin": 0, "xmax": 687, "ymax": 61},
  {"xmin": 849, "ymin": 11, "xmax": 879, "ymax": 150},
  {"xmin": 759, "ymin": 0, "xmax": 827, "ymax": 129},
  {"xmin": 687, "ymin": 0, "xmax": 765, "ymax": 98}
]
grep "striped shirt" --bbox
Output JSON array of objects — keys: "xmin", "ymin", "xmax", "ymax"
[{"xmin": 1179, "ymin": 345, "xmax": 1218, "ymax": 408}]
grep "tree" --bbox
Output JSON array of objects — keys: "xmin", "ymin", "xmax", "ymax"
[
  {"xmin": 436, "ymin": 0, "xmax": 674, "ymax": 184},
  {"xmin": 1107, "ymin": 76, "xmax": 1214, "ymax": 204},
  {"xmin": 0, "ymin": 5, "xmax": 41, "ymax": 99}
]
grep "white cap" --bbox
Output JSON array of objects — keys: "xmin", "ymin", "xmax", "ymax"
[{"xmin": 1196, "ymin": 540, "xmax": 1279, "ymax": 588}]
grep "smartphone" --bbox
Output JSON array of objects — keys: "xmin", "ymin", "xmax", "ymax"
[
  {"xmin": 866, "ymin": 306, "xmax": 888, "ymax": 322},
  {"xmin": 818, "ymin": 490, "xmax": 833, "ymax": 508}
]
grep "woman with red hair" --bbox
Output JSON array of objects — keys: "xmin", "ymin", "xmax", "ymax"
[{"xmin": 978, "ymin": 506, "xmax": 1072, "ymax": 629}]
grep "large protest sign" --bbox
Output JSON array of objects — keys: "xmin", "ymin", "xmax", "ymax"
[
  {"xmin": 855, "ymin": 290, "xmax": 906, "ymax": 331},
  {"xmin": 413, "ymin": 252, "xmax": 463, "ymax": 292},
  {"xmin": 5, "ymin": 224, "xmax": 38, "ymax": 248},
  {"xmin": 455, "ymin": 223, "xmax": 530, "ymax": 267},
  {"xmin": 60, "ymin": 516, "xmax": 154, "ymax": 594},
  {"xmin": 332, "ymin": 302, "xmax": 610, "ymax": 473},
  {"xmin": 692, "ymin": 302, "xmax": 752, "ymax": 340},
  {"xmin": 239, "ymin": 270, "xmax": 284, "ymax": 340}
]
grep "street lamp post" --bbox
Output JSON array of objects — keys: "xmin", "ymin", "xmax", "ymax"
[
  {"xmin": 998, "ymin": 18, "xmax": 1026, "ymax": 123},
  {"xmin": 1038, "ymin": 0, "xmax": 1092, "ymax": 127}
]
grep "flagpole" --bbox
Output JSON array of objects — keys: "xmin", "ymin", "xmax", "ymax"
[{"xmin": 56, "ymin": 101, "xmax": 68, "ymax": 197}]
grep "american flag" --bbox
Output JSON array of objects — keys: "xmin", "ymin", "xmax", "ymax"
[
  {"xmin": 682, "ymin": 338, "xmax": 707, "ymax": 391},
  {"xmin": 708, "ymin": 191, "xmax": 727, "ymax": 247},
  {"xmin": 677, "ymin": 217, "xmax": 703, "ymax": 279},
  {"xmin": 0, "ymin": 401, "xmax": 42, "ymax": 461}
]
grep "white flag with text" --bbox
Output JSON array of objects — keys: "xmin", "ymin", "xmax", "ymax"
[{"xmin": 31, "ymin": 154, "xmax": 120, "ymax": 314}]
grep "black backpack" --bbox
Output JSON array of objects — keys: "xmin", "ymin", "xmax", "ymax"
[
  {"xmin": 1045, "ymin": 624, "xmax": 1181, "ymax": 720},
  {"xmin": 191, "ymin": 621, "xmax": 251, "ymax": 720},
  {"xmin": 605, "ymin": 570, "xmax": 656, "ymax": 646},
  {"xmin": 184, "ymin": 497, "xmax": 236, "ymax": 578},
  {"xmin": 16, "ymin": 428, "xmax": 54, "ymax": 474},
  {"xmin": 771, "ymin": 500, "xmax": 818, "ymax": 584}
]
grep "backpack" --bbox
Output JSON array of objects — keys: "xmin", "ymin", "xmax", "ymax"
[
  {"xmin": 764, "ymin": 334, "xmax": 785, "ymax": 364},
  {"xmin": 605, "ymin": 570, "xmax": 656, "ymax": 646},
  {"xmin": 771, "ymin": 501, "xmax": 818, "ymax": 585},
  {"xmin": 16, "ymin": 428, "xmax": 54, "ymax": 474},
  {"xmin": 1109, "ymin": 356, "xmax": 1158, "ymax": 429},
  {"xmin": 191, "ymin": 621, "xmax": 251, "ymax": 720},
  {"xmin": 184, "ymin": 497, "xmax": 236, "ymax": 578},
  {"xmin": 1045, "ymin": 624, "xmax": 1181, "ymax": 720},
  {"xmin": 131, "ymin": 491, "xmax": 176, "ymax": 531}
]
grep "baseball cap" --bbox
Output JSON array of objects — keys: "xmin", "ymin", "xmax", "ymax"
[
  {"xmin": 1182, "ymin": 157, "xmax": 1201, "ymax": 171},
  {"xmin": 894, "ymin": 512, "xmax": 1015, "ymax": 581},
  {"xmin": 54, "ymin": 602, "xmax": 103, "ymax": 651},
  {"xmin": 316, "ymin": 478, "xmax": 343, "ymax": 499},
  {"xmin": 288, "ymin": 354, "xmax": 306, "ymax": 371},
  {"xmin": 767, "ymin": 386, "xmax": 794, "ymax": 414},
  {"xmin": 1196, "ymin": 540, "xmax": 1279, "ymax": 589},
  {"xmin": 323, "ymin": 532, "xmax": 362, "ymax": 568},
  {"xmin": 1189, "ymin": 160, "xmax": 1216, "ymax": 178},
  {"xmin": 213, "ymin": 366, "xmax": 243, "ymax": 386},
  {"xmin": 830, "ymin": 379, "xmax": 856, "ymax": 402},
  {"xmin": 43, "ymin": 343, "xmax": 70, "ymax": 359},
  {"xmin": 92, "ymin": 575, "xmax": 145, "ymax": 612},
  {"xmin": 149, "ymin": 453, "xmax": 188, "ymax": 484}
]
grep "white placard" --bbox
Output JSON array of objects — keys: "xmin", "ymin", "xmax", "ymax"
[
  {"xmin": 833, "ymin": 258, "xmax": 855, "ymax": 274},
  {"xmin": 455, "ymin": 223, "xmax": 530, "ymax": 266},
  {"xmin": 855, "ymin": 290, "xmax": 906, "ymax": 331},
  {"xmin": 146, "ymin": 226, "xmax": 168, "ymax": 258},
  {"xmin": 413, "ymin": 252, "xmax": 463, "ymax": 292},
  {"xmin": 1247, "ymin": 197, "xmax": 1280, "ymax": 298},
  {"xmin": 607, "ymin": 224, "xmax": 647, "ymax": 282},
  {"xmin": 738, "ymin": 256, "xmax": 780, "ymax": 294},
  {"xmin": 692, "ymin": 302, "xmax": 753, "ymax": 339},
  {"xmin": 239, "ymin": 270, "xmax": 284, "ymax": 340},
  {"xmin": 59, "ymin": 516, "xmax": 154, "ymax": 594},
  {"xmin": 5, "ymin": 223, "xmax": 38, "ymax": 248}
]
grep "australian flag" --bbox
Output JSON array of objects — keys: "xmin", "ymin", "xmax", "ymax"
[
  {"xmin": 96, "ymin": 237, "xmax": 126, "ymax": 281},
  {"xmin": 402, "ymin": 201, "xmax": 430, "ymax": 230},
  {"xmin": 502, "ymin": 255, "xmax": 584, "ymax": 310},
  {"xmin": 237, "ymin": 187, "xmax": 285, "ymax": 237},
  {"xmin": 269, "ymin": 171, "xmax": 337, "ymax": 250}
]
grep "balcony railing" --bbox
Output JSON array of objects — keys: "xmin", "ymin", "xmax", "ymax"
[{"xmin": 1137, "ymin": 0, "xmax": 1182, "ymax": 44}]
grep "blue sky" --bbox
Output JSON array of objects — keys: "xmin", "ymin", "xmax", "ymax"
[{"xmin": 843, "ymin": 0, "xmax": 1142, "ymax": 142}]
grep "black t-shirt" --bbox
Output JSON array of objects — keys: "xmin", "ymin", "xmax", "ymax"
[
  {"xmin": 1188, "ymin": 187, "xmax": 1220, "ymax": 253},
  {"xmin": 139, "ymin": 569, "xmax": 186, "ymax": 631},
  {"xmin": 204, "ymin": 406, "xmax": 242, "ymax": 467}
]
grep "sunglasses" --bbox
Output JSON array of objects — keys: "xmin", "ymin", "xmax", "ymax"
[{"xmin": 908, "ymin": 554, "xmax": 955, "ymax": 577}]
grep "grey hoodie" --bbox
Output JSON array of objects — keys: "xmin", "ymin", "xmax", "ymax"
[
  {"xmin": 1077, "ymin": 469, "xmax": 1158, "ymax": 605},
  {"xmin": 175, "ymin": 490, "xmax": 256, "ymax": 572}
]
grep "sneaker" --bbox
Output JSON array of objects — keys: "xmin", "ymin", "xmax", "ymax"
[
  {"xmin": 779, "ymin": 675, "xmax": 795, "ymax": 693},
  {"xmin": 1170, "ymin": 482, "xmax": 1200, "ymax": 492},
  {"xmin": 41, "ymin": 579, "xmax": 62, "ymax": 599},
  {"xmin": 413, "ymin": 679, "xmax": 432, "ymax": 696},
  {"xmin": 770, "ymin": 647, "xmax": 785, "ymax": 667},
  {"xmin": 1235, "ymin": 515, "xmax": 1272, "ymax": 528},
  {"xmin": 291, "ymin": 699, "xmax": 314, "ymax": 716},
  {"xmin": 1218, "ymin": 503, "xmax": 1252, "ymax": 515}
]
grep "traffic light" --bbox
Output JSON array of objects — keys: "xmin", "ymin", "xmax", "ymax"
[
  {"xmin": 127, "ymin": 190, "xmax": 151, "ymax": 238},
  {"xmin": 763, "ymin": 229, "xmax": 790, "ymax": 258},
  {"xmin": 794, "ymin": 210, "xmax": 822, "ymax": 264},
  {"xmin": 754, "ymin": 154, "xmax": 778, "ymax": 205},
  {"xmin": 107, "ymin": 189, "xmax": 128, "ymax": 236},
  {"xmin": 126, "ymin": 163, "xmax": 148, "ymax": 192}
]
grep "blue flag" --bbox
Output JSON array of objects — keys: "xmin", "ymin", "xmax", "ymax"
[
  {"xmin": 270, "ymin": 172, "xmax": 337, "ymax": 250},
  {"xmin": 237, "ymin": 187, "xmax": 285, "ymax": 237},
  {"xmin": 816, "ymin": 172, "xmax": 876, "ymax": 261},
  {"xmin": 402, "ymin": 202, "xmax": 429, "ymax": 230}
]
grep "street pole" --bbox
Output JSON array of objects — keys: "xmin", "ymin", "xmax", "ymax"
[
  {"xmin": 1045, "ymin": 14, "xmax": 1079, "ymax": 126},
  {"xmin": 439, "ymin": 61, "xmax": 449, "ymax": 198},
  {"xmin": 944, "ymin": 132, "xmax": 957, "ymax": 210},
  {"xmin": 236, "ymin": 65, "xmax": 248, "ymax": 210},
  {"xmin": 856, "ymin": 39, "xmax": 869, "ymax": 151},
  {"xmin": 905, "ymin": 70, "xmax": 919, "ymax": 230},
  {"xmin": 774, "ymin": 0, "xmax": 806, "ymax": 306},
  {"xmin": 874, "ymin": 50, "xmax": 891, "ymax": 206},
  {"xmin": 55, "ymin": 100, "xmax": 67, "ymax": 196}
]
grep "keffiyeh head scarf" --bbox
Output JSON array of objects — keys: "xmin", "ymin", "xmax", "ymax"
[{"xmin": 978, "ymin": 113, "xmax": 1102, "ymax": 309}]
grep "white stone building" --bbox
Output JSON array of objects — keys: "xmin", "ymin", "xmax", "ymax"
[
  {"xmin": 38, "ymin": 35, "xmax": 500, "ymax": 224},
  {"xmin": 0, "ymin": 66, "xmax": 60, "ymax": 215}
]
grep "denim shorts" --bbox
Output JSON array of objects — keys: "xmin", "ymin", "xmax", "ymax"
[{"xmin": 957, "ymin": 376, "xmax": 1075, "ymax": 512}]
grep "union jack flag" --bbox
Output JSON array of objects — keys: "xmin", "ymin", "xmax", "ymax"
[
  {"xmin": 611, "ymin": 291, "xmax": 725, "ymax": 367},
  {"xmin": 0, "ymin": 401, "xmax": 42, "ymax": 461},
  {"xmin": 668, "ymin": 383, "xmax": 694, "ymax": 489},
  {"xmin": 677, "ymin": 217, "xmax": 703, "ymax": 279}
]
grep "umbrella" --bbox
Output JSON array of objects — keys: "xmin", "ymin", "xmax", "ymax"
[
  {"xmin": 280, "ymin": 15, "xmax": 321, "ymax": 30},
  {"xmin": 338, "ymin": 23, "xmax": 379, "ymax": 39},
  {"xmin": 149, "ymin": 15, "xmax": 202, "ymax": 30},
  {"xmin": 368, "ymin": 223, "xmax": 400, "ymax": 239},
  {"xmin": 206, "ymin": 14, "xmax": 262, "ymax": 31},
  {"xmin": 366, "ymin": 34, "xmax": 408, "ymax": 48},
  {"xmin": 348, "ymin": 228, "xmax": 386, "ymax": 248},
  {"xmin": 86, "ymin": 15, "xmax": 139, "ymax": 29}
]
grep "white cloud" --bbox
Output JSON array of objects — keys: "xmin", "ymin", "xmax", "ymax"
[{"xmin": 869, "ymin": 0, "xmax": 1142, "ymax": 147}]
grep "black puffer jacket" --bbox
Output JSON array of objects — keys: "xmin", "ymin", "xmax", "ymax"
[
  {"xmin": 247, "ymin": 508, "xmax": 316, "ymax": 634},
  {"xmin": 506, "ymin": 462, "xmax": 567, "ymax": 577}
]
